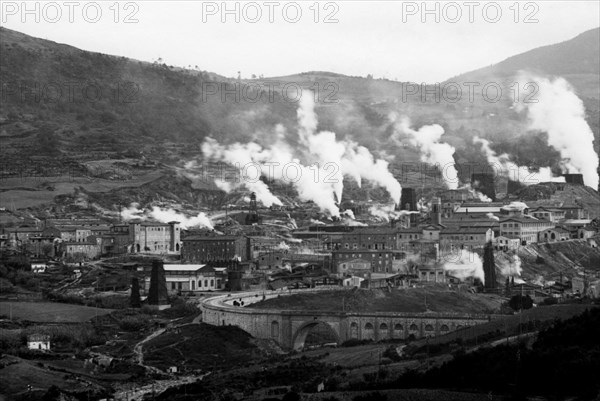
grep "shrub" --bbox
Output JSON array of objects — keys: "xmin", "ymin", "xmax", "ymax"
[{"xmin": 509, "ymin": 294, "xmax": 534, "ymax": 311}]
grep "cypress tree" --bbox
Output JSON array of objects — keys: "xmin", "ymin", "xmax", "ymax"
[
  {"xmin": 130, "ymin": 277, "xmax": 141, "ymax": 308},
  {"xmin": 483, "ymin": 241, "xmax": 497, "ymax": 290}
]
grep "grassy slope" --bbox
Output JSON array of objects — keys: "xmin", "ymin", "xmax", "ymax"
[
  {"xmin": 247, "ymin": 287, "xmax": 503, "ymax": 314},
  {"xmin": 143, "ymin": 323, "xmax": 263, "ymax": 371}
]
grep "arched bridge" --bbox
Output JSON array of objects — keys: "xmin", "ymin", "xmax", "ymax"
[{"xmin": 200, "ymin": 289, "xmax": 494, "ymax": 350}]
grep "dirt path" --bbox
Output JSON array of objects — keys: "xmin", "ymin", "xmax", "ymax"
[{"xmin": 133, "ymin": 328, "xmax": 166, "ymax": 366}]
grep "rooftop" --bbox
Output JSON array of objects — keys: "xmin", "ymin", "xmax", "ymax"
[{"xmin": 163, "ymin": 264, "xmax": 207, "ymax": 272}]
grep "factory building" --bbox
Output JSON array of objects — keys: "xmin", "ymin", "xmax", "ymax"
[
  {"xmin": 499, "ymin": 217, "xmax": 554, "ymax": 245},
  {"xmin": 181, "ymin": 232, "xmax": 248, "ymax": 264}
]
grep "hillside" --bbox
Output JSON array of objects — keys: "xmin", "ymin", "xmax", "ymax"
[
  {"xmin": 0, "ymin": 27, "xmax": 599, "ymax": 214},
  {"xmin": 449, "ymin": 28, "xmax": 600, "ymax": 101}
]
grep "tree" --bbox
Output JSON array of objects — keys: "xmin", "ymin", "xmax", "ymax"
[
  {"xmin": 509, "ymin": 294, "xmax": 533, "ymax": 311},
  {"xmin": 130, "ymin": 277, "xmax": 141, "ymax": 308},
  {"xmin": 483, "ymin": 241, "xmax": 497, "ymax": 290}
]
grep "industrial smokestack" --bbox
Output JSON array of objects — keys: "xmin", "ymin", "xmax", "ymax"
[
  {"xmin": 471, "ymin": 173, "xmax": 496, "ymax": 201},
  {"xmin": 562, "ymin": 173, "xmax": 584, "ymax": 186},
  {"xmin": 400, "ymin": 188, "xmax": 417, "ymax": 211},
  {"xmin": 147, "ymin": 259, "xmax": 170, "ymax": 309},
  {"xmin": 431, "ymin": 197, "xmax": 442, "ymax": 226}
]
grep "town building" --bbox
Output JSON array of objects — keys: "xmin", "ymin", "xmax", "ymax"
[
  {"xmin": 453, "ymin": 203, "xmax": 504, "ymax": 218},
  {"xmin": 181, "ymin": 232, "xmax": 247, "ymax": 264},
  {"xmin": 439, "ymin": 227, "xmax": 494, "ymax": 250},
  {"xmin": 499, "ymin": 217, "xmax": 554, "ymax": 245},
  {"xmin": 61, "ymin": 237, "xmax": 101, "ymax": 260},
  {"xmin": 324, "ymin": 227, "xmax": 397, "ymax": 251},
  {"xmin": 538, "ymin": 227, "xmax": 571, "ymax": 243},
  {"xmin": 336, "ymin": 258, "xmax": 372, "ymax": 278},
  {"xmin": 494, "ymin": 235, "xmax": 520, "ymax": 251},
  {"xmin": 332, "ymin": 249, "xmax": 404, "ymax": 273},
  {"xmin": 257, "ymin": 251, "xmax": 288, "ymax": 269},
  {"xmin": 560, "ymin": 220, "xmax": 593, "ymax": 239},
  {"xmin": 129, "ymin": 221, "xmax": 180, "ymax": 254},
  {"xmin": 529, "ymin": 206, "xmax": 566, "ymax": 222}
]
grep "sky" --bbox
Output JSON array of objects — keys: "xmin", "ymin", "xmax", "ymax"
[{"xmin": 1, "ymin": 1, "xmax": 599, "ymax": 82}]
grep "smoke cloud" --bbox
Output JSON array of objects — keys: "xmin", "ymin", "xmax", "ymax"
[{"xmin": 515, "ymin": 74, "xmax": 599, "ymax": 189}]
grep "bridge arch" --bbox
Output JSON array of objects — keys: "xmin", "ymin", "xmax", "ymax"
[{"xmin": 291, "ymin": 320, "xmax": 340, "ymax": 351}]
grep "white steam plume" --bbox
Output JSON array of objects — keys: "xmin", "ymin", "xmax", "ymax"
[
  {"xmin": 121, "ymin": 203, "xmax": 214, "ymax": 230},
  {"xmin": 501, "ymin": 201, "xmax": 529, "ymax": 213},
  {"xmin": 473, "ymin": 136, "xmax": 564, "ymax": 185},
  {"xmin": 486, "ymin": 212, "xmax": 500, "ymax": 221},
  {"xmin": 442, "ymin": 249, "xmax": 485, "ymax": 284},
  {"xmin": 459, "ymin": 183, "xmax": 492, "ymax": 202},
  {"xmin": 499, "ymin": 253, "xmax": 523, "ymax": 278},
  {"xmin": 201, "ymin": 91, "xmax": 401, "ymax": 216},
  {"xmin": 369, "ymin": 204, "xmax": 418, "ymax": 222},
  {"xmin": 391, "ymin": 116, "xmax": 458, "ymax": 189},
  {"xmin": 515, "ymin": 74, "xmax": 599, "ymax": 189}
]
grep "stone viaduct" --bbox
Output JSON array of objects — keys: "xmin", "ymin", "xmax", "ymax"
[{"xmin": 200, "ymin": 288, "xmax": 494, "ymax": 350}]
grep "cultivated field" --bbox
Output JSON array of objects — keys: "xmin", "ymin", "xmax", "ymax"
[{"xmin": 0, "ymin": 301, "xmax": 112, "ymax": 322}]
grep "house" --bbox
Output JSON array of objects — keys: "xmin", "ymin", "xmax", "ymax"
[
  {"xmin": 145, "ymin": 264, "xmax": 226, "ymax": 293},
  {"xmin": 30, "ymin": 260, "xmax": 47, "ymax": 273},
  {"xmin": 343, "ymin": 276, "xmax": 365, "ymax": 287},
  {"xmin": 499, "ymin": 217, "xmax": 554, "ymax": 245},
  {"xmin": 27, "ymin": 334, "xmax": 50, "ymax": 351},
  {"xmin": 578, "ymin": 227, "xmax": 597, "ymax": 240},
  {"xmin": 538, "ymin": 227, "xmax": 571, "ymax": 243},
  {"xmin": 494, "ymin": 236, "xmax": 520, "ymax": 251}
]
